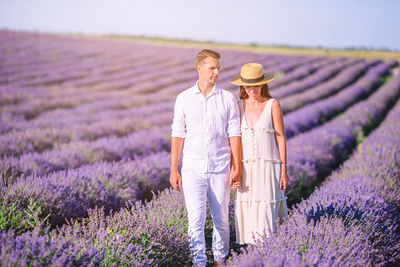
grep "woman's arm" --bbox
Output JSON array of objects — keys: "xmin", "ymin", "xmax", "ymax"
[{"xmin": 271, "ymin": 99, "xmax": 289, "ymax": 190}]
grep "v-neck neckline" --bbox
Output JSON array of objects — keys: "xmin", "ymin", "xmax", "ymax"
[{"xmin": 241, "ymin": 98, "xmax": 271, "ymax": 130}]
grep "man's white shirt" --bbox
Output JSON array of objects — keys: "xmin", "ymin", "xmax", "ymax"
[{"xmin": 171, "ymin": 81, "xmax": 241, "ymax": 173}]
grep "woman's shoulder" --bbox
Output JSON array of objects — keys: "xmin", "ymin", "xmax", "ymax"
[
  {"xmin": 270, "ymin": 98, "xmax": 282, "ymax": 115},
  {"xmin": 269, "ymin": 97, "xmax": 280, "ymax": 106}
]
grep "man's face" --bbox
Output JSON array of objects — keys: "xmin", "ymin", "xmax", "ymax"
[{"xmin": 197, "ymin": 56, "xmax": 221, "ymax": 84}]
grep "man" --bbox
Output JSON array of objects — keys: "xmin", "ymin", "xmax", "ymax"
[{"xmin": 170, "ymin": 49, "xmax": 242, "ymax": 266}]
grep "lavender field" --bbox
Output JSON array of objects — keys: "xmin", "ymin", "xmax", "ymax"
[{"xmin": 1, "ymin": 30, "xmax": 399, "ymax": 266}]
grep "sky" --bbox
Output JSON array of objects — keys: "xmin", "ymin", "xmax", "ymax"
[{"xmin": 1, "ymin": 0, "xmax": 399, "ymax": 51}]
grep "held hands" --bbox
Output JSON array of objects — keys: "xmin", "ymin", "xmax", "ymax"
[
  {"xmin": 229, "ymin": 164, "xmax": 241, "ymax": 190},
  {"xmin": 169, "ymin": 169, "xmax": 182, "ymax": 191}
]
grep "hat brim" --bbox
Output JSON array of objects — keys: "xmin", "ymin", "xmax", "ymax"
[{"xmin": 230, "ymin": 73, "xmax": 275, "ymax": 86}]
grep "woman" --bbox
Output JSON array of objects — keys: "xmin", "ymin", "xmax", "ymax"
[{"xmin": 230, "ymin": 63, "xmax": 289, "ymax": 245}]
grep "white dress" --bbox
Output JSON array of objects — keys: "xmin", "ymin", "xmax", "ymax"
[{"xmin": 235, "ymin": 97, "xmax": 288, "ymax": 244}]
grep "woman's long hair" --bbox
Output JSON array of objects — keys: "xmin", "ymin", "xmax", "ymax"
[{"xmin": 239, "ymin": 84, "xmax": 272, "ymax": 99}]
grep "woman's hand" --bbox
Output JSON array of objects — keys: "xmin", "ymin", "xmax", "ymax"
[{"xmin": 279, "ymin": 171, "xmax": 289, "ymax": 191}]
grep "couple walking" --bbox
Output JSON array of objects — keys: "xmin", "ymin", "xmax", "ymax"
[{"xmin": 170, "ymin": 49, "xmax": 288, "ymax": 266}]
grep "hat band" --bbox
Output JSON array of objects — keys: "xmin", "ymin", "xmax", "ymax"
[{"xmin": 240, "ymin": 74, "xmax": 265, "ymax": 83}]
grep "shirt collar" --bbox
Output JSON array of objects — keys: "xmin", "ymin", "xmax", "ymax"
[{"xmin": 192, "ymin": 80, "xmax": 219, "ymax": 97}]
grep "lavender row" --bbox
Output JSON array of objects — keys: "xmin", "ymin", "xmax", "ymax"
[
  {"xmin": 285, "ymin": 73, "xmax": 400, "ymax": 202},
  {"xmin": 2, "ymin": 34, "xmax": 260, "ymax": 89},
  {"xmin": 2, "ymin": 43, "xmax": 139, "ymax": 85},
  {"xmin": 228, "ymin": 86, "xmax": 400, "ymax": 267},
  {"xmin": 1, "ymin": 151, "xmax": 171, "ymax": 228},
  {"xmin": 273, "ymin": 57, "xmax": 359, "ymax": 98},
  {"xmin": 1, "ymin": 31, "xmax": 253, "ymax": 82},
  {"xmin": 1, "ymin": 54, "xmax": 316, "ymax": 125},
  {"xmin": 269, "ymin": 57, "xmax": 333, "ymax": 88},
  {"xmin": 0, "ymin": 89, "xmax": 172, "ymax": 130},
  {"xmin": 90, "ymin": 59, "xmax": 196, "ymax": 90},
  {"xmin": 62, "ymin": 54, "xmax": 194, "ymax": 89},
  {"xmin": 3, "ymin": 65, "xmax": 396, "ymax": 183},
  {"xmin": 0, "ymin": 35, "xmax": 99, "ymax": 72},
  {"xmin": 0, "ymin": 85, "xmax": 58, "ymax": 106},
  {"xmin": 280, "ymin": 59, "xmax": 379, "ymax": 113},
  {"xmin": 8, "ymin": 58, "xmax": 191, "ymax": 89},
  {"xmin": 1, "ymin": 50, "xmax": 308, "ymax": 101},
  {"xmin": 2, "ymin": 58, "xmax": 363, "ymax": 157},
  {"xmin": 0, "ymin": 49, "xmax": 268, "ymax": 120},
  {"xmin": 2, "ymin": 36, "xmax": 190, "ymax": 86},
  {"xmin": 284, "ymin": 59, "xmax": 398, "ymax": 138},
  {"xmin": 1, "ymin": 58, "xmax": 345, "ymax": 160},
  {"xmin": 0, "ymin": 109, "xmax": 173, "ymax": 157},
  {"xmin": 3, "ymin": 46, "xmax": 176, "ymax": 87},
  {"xmin": 0, "ymin": 53, "xmax": 323, "ymax": 109},
  {"xmin": 2, "ymin": 97, "xmax": 174, "ymax": 133},
  {"xmin": 1, "ymin": 127, "xmax": 171, "ymax": 181},
  {"xmin": 1, "ymin": 55, "xmax": 314, "ymax": 133}
]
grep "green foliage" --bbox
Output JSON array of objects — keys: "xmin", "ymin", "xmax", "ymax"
[
  {"xmin": 379, "ymin": 75, "xmax": 392, "ymax": 84},
  {"xmin": 0, "ymin": 198, "xmax": 49, "ymax": 235},
  {"xmin": 356, "ymin": 131, "xmax": 366, "ymax": 146},
  {"xmin": 297, "ymin": 242, "xmax": 309, "ymax": 257}
]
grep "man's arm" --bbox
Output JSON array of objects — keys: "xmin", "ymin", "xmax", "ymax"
[
  {"xmin": 226, "ymin": 95, "xmax": 242, "ymax": 189},
  {"xmin": 170, "ymin": 137, "xmax": 184, "ymax": 191},
  {"xmin": 170, "ymin": 93, "xmax": 186, "ymax": 191}
]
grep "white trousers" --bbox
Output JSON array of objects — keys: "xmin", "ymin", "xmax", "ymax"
[{"xmin": 181, "ymin": 166, "xmax": 231, "ymax": 267}]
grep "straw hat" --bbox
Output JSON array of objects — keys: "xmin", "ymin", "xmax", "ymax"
[{"xmin": 231, "ymin": 63, "xmax": 274, "ymax": 86}]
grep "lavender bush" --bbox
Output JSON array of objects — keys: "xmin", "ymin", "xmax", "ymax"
[
  {"xmin": 0, "ymin": 108, "xmax": 173, "ymax": 156},
  {"xmin": 1, "ymin": 128, "xmax": 170, "ymax": 182},
  {"xmin": 280, "ymin": 59, "xmax": 379, "ymax": 113},
  {"xmin": 0, "ymin": 227, "xmax": 104, "ymax": 266},
  {"xmin": 1, "ymin": 151, "xmax": 171, "ymax": 227},
  {"xmin": 272, "ymin": 57, "xmax": 359, "ymax": 98},
  {"xmin": 55, "ymin": 188, "xmax": 191, "ymax": 266},
  {"xmin": 284, "ymin": 59, "xmax": 398, "ymax": 138},
  {"xmin": 285, "ymin": 73, "xmax": 400, "ymax": 202}
]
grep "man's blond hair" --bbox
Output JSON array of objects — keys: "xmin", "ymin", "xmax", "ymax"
[{"xmin": 195, "ymin": 49, "xmax": 221, "ymax": 69}]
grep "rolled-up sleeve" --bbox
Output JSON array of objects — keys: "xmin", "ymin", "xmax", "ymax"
[
  {"xmin": 171, "ymin": 93, "xmax": 186, "ymax": 138},
  {"xmin": 226, "ymin": 96, "xmax": 241, "ymax": 137}
]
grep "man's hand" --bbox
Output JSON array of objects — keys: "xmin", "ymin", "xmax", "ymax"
[
  {"xmin": 228, "ymin": 137, "xmax": 242, "ymax": 190},
  {"xmin": 229, "ymin": 165, "xmax": 241, "ymax": 190},
  {"xmin": 170, "ymin": 137, "xmax": 184, "ymax": 191},
  {"xmin": 170, "ymin": 170, "xmax": 182, "ymax": 191}
]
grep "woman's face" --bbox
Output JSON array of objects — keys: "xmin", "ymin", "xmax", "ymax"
[{"xmin": 244, "ymin": 85, "xmax": 262, "ymax": 99}]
